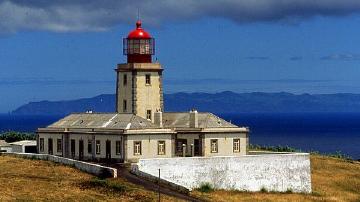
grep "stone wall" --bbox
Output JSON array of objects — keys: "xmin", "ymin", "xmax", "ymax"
[
  {"xmin": 132, "ymin": 152, "xmax": 311, "ymax": 193},
  {"xmin": 1, "ymin": 152, "xmax": 117, "ymax": 178}
]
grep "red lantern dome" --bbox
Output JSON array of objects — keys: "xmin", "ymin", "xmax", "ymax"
[
  {"xmin": 127, "ymin": 21, "xmax": 152, "ymax": 39},
  {"xmin": 123, "ymin": 20, "xmax": 155, "ymax": 63}
]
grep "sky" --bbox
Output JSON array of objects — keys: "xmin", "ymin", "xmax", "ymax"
[{"xmin": 1, "ymin": 0, "xmax": 360, "ymax": 112}]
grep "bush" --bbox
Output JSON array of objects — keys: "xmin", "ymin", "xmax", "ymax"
[
  {"xmin": 260, "ymin": 187, "xmax": 268, "ymax": 193},
  {"xmin": 0, "ymin": 131, "xmax": 35, "ymax": 143},
  {"xmin": 198, "ymin": 182, "xmax": 214, "ymax": 193}
]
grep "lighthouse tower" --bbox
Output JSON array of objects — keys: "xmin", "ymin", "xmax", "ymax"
[{"xmin": 116, "ymin": 20, "xmax": 163, "ymax": 121}]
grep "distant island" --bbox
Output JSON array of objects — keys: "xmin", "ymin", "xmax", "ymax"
[{"xmin": 11, "ymin": 91, "xmax": 360, "ymax": 115}]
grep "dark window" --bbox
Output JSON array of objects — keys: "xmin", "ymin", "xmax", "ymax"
[
  {"xmin": 88, "ymin": 140, "xmax": 92, "ymax": 154},
  {"xmin": 134, "ymin": 141, "xmax": 141, "ymax": 155},
  {"xmin": 116, "ymin": 140, "xmax": 121, "ymax": 155},
  {"xmin": 71, "ymin": 139, "xmax": 75, "ymax": 157},
  {"xmin": 145, "ymin": 74, "xmax": 151, "ymax": 85},
  {"xmin": 210, "ymin": 139, "xmax": 218, "ymax": 153},
  {"xmin": 57, "ymin": 139, "xmax": 62, "ymax": 153},
  {"xmin": 39, "ymin": 138, "xmax": 44, "ymax": 152},
  {"xmin": 123, "ymin": 74, "xmax": 127, "ymax": 85},
  {"xmin": 96, "ymin": 140, "xmax": 101, "ymax": 154},
  {"xmin": 146, "ymin": 110, "xmax": 152, "ymax": 120},
  {"xmin": 123, "ymin": 100, "xmax": 127, "ymax": 112}
]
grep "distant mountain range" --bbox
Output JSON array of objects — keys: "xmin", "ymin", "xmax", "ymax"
[{"xmin": 12, "ymin": 91, "xmax": 360, "ymax": 115}]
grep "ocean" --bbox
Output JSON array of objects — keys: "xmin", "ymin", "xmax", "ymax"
[{"xmin": 1, "ymin": 113, "xmax": 359, "ymax": 160}]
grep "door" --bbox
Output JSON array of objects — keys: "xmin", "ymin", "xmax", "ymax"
[
  {"xmin": 175, "ymin": 139, "xmax": 187, "ymax": 156},
  {"xmin": 71, "ymin": 139, "xmax": 75, "ymax": 158},
  {"xmin": 79, "ymin": 140, "xmax": 84, "ymax": 160},
  {"xmin": 194, "ymin": 139, "xmax": 200, "ymax": 156},
  {"xmin": 106, "ymin": 140, "xmax": 111, "ymax": 162},
  {"xmin": 48, "ymin": 138, "xmax": 53, "ymax": 155}
]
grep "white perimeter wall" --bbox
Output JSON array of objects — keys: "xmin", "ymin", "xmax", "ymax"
[{"xmin": 133, "ymin": 153, "xmax": 311, "ymax": 193}]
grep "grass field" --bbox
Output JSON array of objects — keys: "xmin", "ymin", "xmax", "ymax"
[
  {"xmin": 1, "ymin": 155, "xmax": 359, "ymax": 202},
  {"xmin": 192, "ymin": 155, "xmax": 360, "ymax": 202},
  {"xmin": 0, "ymin": 155, "xmax": 179, "ymax": 201}
]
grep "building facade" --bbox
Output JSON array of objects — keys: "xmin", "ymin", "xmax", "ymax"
[{"xmin": 37, "ymin": 21, "xmax": 249, "ymax": 163}]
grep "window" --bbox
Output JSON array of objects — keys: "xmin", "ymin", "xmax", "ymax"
[
  {"xmin": 210, "ymin": 139, "xmax": 218, "ymax": 153},
  {"xmin": 233, "ymin": 139, "xmax": 240, "ymax": 153},
  {"xmin": 134, "ymin": 141, "xmax": 142, "ymax": 155},
  {"xmin": 71, "ymin": 139, "xmax": 75, "ymax": 157},
  {"xmin": 145, "ymin": 74, "xmax": 151, "ymax": 85},
  {"xmin": 116, "ymin": 140, "xmax": 121, "ymax": 155},
  {"xmin": 88, "ymin": 140, "xmax": 92, "ymax": 154},
  {"xmin": 57, "ymin": 139, "xmax": 62, "ymax": 153},
  {"xmin": 146, "ymin": 110, "xmax": 152, "ymax": 120},
  {"xmin": 96, "ymin": 140, "xmax": 101, "ymax": 154},
  {"xmin": 123, "ymin": 74, "xmax": 127, "ymax": 85},
  {"xmin": 158, "ymin": 141, "xmax": 166, "ymax": 155},
  {"xmin": 123, "ymin": 100, "xmax": 127, "ymax": 112},
  {"xmin": 39, "ymin": 138, "xmax": 44, "ymax": 152}
]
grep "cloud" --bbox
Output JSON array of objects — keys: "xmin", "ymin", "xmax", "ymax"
[
  {"xmin": 290, "ymin": 56, "xmax": 303, "ymax": 61},
  {"xmin": 320, "ymin": 53, "xmax": 360, "ymax": 61},
  {"xmin": 1, "ymin": 0, "xmax": 360, "ymax": 33},
  {"xmin": 245, "ymin": 56, "xmax": 270, "ymax": 60}
]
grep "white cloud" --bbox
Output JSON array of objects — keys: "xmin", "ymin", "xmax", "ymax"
[{"xmin": 1, "ymin": 0, "xmax": 360, "ymax": 33}]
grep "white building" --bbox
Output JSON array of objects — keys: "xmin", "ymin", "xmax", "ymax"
[{"xmin": 9, "ymin": 140, "xmax": 37, "ymax": 153}]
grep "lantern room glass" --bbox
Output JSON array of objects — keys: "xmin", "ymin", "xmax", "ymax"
[{"xmin": 123, "ymin": 38, "xmax": 155, "ymax": 55}]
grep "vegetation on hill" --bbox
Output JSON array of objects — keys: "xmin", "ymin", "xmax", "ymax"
[
  {"xmin": 0, "ymin": 155, "xmax": 178, "ymax": 201},
  {"xmin": 0, "ymin": 131, "xmax": 35, "ymax": 143}
]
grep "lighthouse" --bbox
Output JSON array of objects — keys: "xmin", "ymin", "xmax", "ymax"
[{"xmin": 116, "ymin": 20, "xmax": 164, "ymax": 121}]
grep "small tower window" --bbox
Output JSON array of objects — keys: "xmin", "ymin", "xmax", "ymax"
[
  {"xmin": 146, "ymin": 110, "xmax": 152, "ymax": 120},
  {"xmin": 123, "ymin": 100, "xmax": 127, "ymax": 112},
  {"xmin": 123, "ymin": 74, "xmax": 127, "ymax": 85},
  {"xmin": 145, "ymin": 74, "xmax": 151, "ymax": 85}
]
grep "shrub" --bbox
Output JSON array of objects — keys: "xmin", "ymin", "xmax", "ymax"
[
  {"xmin": 0, "ymin": 131, "xmax": 35, "ymax": 143},
  {"xmin": 260, "ymin": 187, "xmax": 268, "ymax": 193},
  {"xmin": 198, "ymin": 182, "xmax": 214, "ymax": 193}
]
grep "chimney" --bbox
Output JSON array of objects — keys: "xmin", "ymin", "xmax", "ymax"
[
  {"xmin": 189, "ymin": 109, "xmax": 198, "ymax": 128},
  {"xmin": 154, "ymin": 109, "xmax": 163, "ymax": 127}
]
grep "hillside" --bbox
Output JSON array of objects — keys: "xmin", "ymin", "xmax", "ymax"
[
  {"xmin": 0, "ymin": 155, "xmax": 178, "ymax": 201},
  {"xmin": 12, "ymin": 92, "xmax": 360, "ymax": 115},
  {"xmin": 1, "ymin": 154, "xmax": 359, "ymax": 201}
]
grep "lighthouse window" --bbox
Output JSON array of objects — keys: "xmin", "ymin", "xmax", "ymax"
[
  {"xmin": 123, "ymin": 100, "xmax": 127, "ymax": 112},
  {"xmin": 123, "ymin": 74, "xmax": 127, "ymax": 85},
  {"xmin": 146, "ymin": 110, "xmax": 152, "ymax": 120},
  {"xmin": 145, "ymin": 74, "xmax": 151, "ymax": 85}
]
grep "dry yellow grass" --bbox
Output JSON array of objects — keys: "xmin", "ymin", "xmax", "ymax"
[
  {"xmin": 193, "ymin": 155, "xmax": 360, "ymax": 202},
  {"xmin": 0, "ymin": 155, "xmax": 180, "ymax": 201},
  {"xmin": 1, "ymin": 155, "xmax": 359, "ymax": 202}
]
